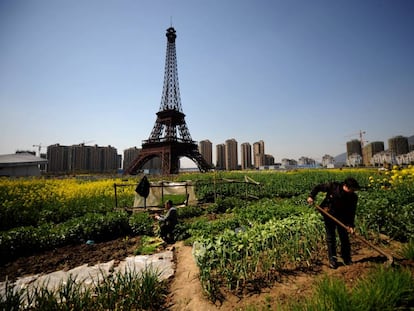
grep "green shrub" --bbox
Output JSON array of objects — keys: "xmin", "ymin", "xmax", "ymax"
[
  {"xmin": 358, "ymin": 190, "xmax": 414, "ymax": 241},
  {"xmin": 177, "ymin": 205, "xmax": 204, "ymax": 219},
  {"xmin": 128, "ymin": 212, "xmax": 154, "ymax": 236},
  {"xmin": 205, "ymin": 196, "xmax": 244, "ymax": 214}
]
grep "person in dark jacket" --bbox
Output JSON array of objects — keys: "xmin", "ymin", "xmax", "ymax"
[
  {"xmin": 307, "ymin": 177, "xmax": 360, "ymax": 269},
  {"xmin": 155, "ymin": 200, "xmax": 178, "ymax": 243}
]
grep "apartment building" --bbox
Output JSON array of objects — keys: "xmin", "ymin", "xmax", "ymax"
[
  {"xmin": 362, "ymin": 142, "xmax": 384, "ymax": 166},
  {"xmin": 123, "ymin": 147, "xmax": 161, "ymax": 173},
  {"xmin": 322, "ymin": 154, "xmax": 335, "ymax": 168},
  {"xmin": 225, "ymin": 139, "xmax": 238, "ymax": 170},
  {"xmin": 47, "ymin": 144, "xmax": 119, "ymax": 174},
  {"xmin": 199, "ymin": 140, "xmax": 213, "ymax": 166},
  {"xmin": 216, "ymin": 144, "xmax": 226, "ymax": 170},
  {"xmin": 388, "ymin": 136, "xmax": 409, "ymax": 156},
  {"xmin": 240, "ymin": 142, "xmax": 252, "ymax": 170},
  {"xmin": 253, "ymin": 140, "xmax": 265, "ymax": 168}
]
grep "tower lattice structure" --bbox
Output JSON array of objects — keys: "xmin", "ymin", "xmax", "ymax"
[{"xmin": 125, "ymin": 27, "xmax": 211, "ymax": 175}]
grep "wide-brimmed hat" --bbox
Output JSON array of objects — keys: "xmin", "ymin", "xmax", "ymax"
[{"xmin": 344, "ymin": 177, "xmax": 360, "ymax": 190}]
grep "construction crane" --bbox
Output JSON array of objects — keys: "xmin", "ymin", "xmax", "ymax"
[
  {"xmin": 359, "ymin": 130, "xmax": 368, "ymax": 148},
  {"xmin": 346, "ymin": 130, "xmax": 368, "ymax": 148},
  {"xmin": 33, "ymin": 144, "xmax": 44, "ymax": 157}
]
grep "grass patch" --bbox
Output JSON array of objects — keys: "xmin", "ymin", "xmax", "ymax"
[
  {"xmin": 399, "ymin": 239, "xmax": 414, "ymax": 260},
  {"xmin": 351, "ymin": 266, "xmax": 414, "ymax": 310},
  {"xmin": 278, "ymin": 266, "xmax": 414, "ymax": 311}
]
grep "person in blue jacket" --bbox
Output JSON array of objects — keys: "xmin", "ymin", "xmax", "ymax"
[{"xmin": 307, "ymin": 177, "xmax": 360, "ymax": 269}]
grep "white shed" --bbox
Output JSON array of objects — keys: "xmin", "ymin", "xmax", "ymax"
[{"xmin": 0, "ymin": 153, "xmax": 48, "ymax": 177}]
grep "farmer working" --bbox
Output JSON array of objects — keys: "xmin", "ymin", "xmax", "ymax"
[
  {"xmin": 155, "ymin": 200, "xmax": 178, "ymax": 243},
  {"xmin": 307, "ymin": 177, "xmax": 360, "ymax": 269}
]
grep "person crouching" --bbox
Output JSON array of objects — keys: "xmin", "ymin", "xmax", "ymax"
[{"xmin": 155, "ymin": 200, "xmax": 178, "ymax": 243}]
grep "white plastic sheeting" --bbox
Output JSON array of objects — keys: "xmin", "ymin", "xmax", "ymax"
[
  {"xmin": 134, "ymin": 181, "xmax": 197, "ymax": 207},
  {"xmin": 0, "ymin": 250, "xmax": 174, "ymax": 307}
]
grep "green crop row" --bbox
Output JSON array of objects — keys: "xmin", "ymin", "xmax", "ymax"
[
  {"xmin": 193, "ymin": 211, "xmax": 325, "ymax": 301},
  {"xmin": 0, "ymin": 211, "xmax": 154, "ymax": 265},
  {"xmin": 182, "ymin": 169, "xmax": 374, "ymax": 201}
]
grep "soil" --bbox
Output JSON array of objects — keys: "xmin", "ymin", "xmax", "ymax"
[
  {"xmin": 168, "ymin": 239, "xmax": 412, "ymax": 311},
  {"xmin": 0, "ymin": 236, "xmax": 143, "ymax": 282},
  {"xmin": 1, "ymin": 236, "xmax": 412, "ymax": 310}
]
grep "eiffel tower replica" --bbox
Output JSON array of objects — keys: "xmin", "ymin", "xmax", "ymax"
[{"xmin": 125, "ymin": 27, "xmax": 211, "ymax": 175}]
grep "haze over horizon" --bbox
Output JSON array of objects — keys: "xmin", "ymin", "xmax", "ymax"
[{"xmin": 1, "ymin": 1, "xmax": 413, "ymax": 167}]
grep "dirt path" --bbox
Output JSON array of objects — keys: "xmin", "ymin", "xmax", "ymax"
[
  {"xmin": 168, "ymin": 241, "xmax": 322, "ymax": 310},
  {"xmin": 169, "ymin": 241, "xmax": 219, "ymax": 311},
  {"xmin": 168, "ymin": 239, "xmax": 403, "ymax": 311}
]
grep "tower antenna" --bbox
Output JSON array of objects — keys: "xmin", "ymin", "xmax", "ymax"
[{"xmin": 170, "ymin": 16, "xmax": 173, "ymax": 27}]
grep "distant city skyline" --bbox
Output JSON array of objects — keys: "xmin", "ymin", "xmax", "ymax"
[
  {"xmin": 1, "ymin": 1, "xmax": 413, "ymax": 166},
  {"xmin": 4, "ymin": 132, "xmax": 414, "ymax": 167},
  {"xmin": 32, "ymin": 132, "xmax": 414, "ymax": 172}
]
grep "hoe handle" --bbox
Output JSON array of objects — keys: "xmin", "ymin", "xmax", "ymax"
[{"xmin": 315, "ymin": 205, "xmax": 394, "ymax": 264}]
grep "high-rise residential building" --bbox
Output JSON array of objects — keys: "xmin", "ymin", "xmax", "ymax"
[
  {"xmin": 47, "ymin": 144, "xmax": 119, "ymax": 174},
  {"xmin": 102, "ymin": 146, "xmax": 120, "ymax": 172},
  {"xmin": 123, "ymin": 147, "xmax": 161, "ymax": 173},
  {"xmin": 144, "ymin": 157, "xmax": 162, "ymax": 172},
  {"xmin": 322, "ymin": 154, "xmax": 335, "ymax": 168},
  {"xmin": 253, "ymin": 140, "xmax": 265, "ymax": 168},
  {"xmin": 47, "ymin": 144, "xmax": 70, "ymax": 173},
  {"xmin": 346, "ymin": 139, "xmax": 362, "ymax": 157},
  {"xmin": 347, "ymin": 153, "xmax": 363, "ymax": 167},
  {"xmin": 362, "ymin": 142, "xmax": 384, "ymax": 166},
  {"xmin": 264, "ymin": 154, "xmax": 275, "ymax": 166},
  {"xmin": 225, "ymin": 139, "xmax": 238, "ymax": 170},
  {"xmin": 241, "ymin": 142, "xmax": 252, "ymax": 170},
  {"xmin": 281, "ymin": 158, "xmax": 297, "ymax": 167},
  {"xmin": 298, "ymin": 156, "xmax": 316, "ymax": 167},
  {"xmin": 388, "ymin": 136, "xmax": 409, "ymax": 156},
  {"xmin": 346, "ymin": 139, "xmax": 363, "ymax": 165},
  {"xmin": 256, "ymin": 153, "xmax": 265, "ymax": 168},
  {"xmin": 216, "ymin": 144, "xmax": 226, "ymax": 170},
  {"xmin": 199, "ymin": 140, "xmax": 213, "ymax": 166},
  {"xmin": 123, "ymin": 147, "xmax": 141, "ymax": 170}
]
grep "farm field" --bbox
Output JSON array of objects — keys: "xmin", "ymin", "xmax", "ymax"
[
  {"xmin": 1, "ymin": 226, "xmax": 412, "ymax": 311},
  {"xmin": 1, "ymin": 168, "xmax": 414, "ymax": 310},
  {"xmin": 1, "ymin": 236, "xmax": 410, "ymax": 311}
]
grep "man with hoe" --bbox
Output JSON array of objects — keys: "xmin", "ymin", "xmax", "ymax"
[{"xmin": 307, "ymin": 177, "xmax": 360, "ymax": 269}]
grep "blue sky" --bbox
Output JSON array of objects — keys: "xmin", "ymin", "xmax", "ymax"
[{"xmin": 1, "ymin": 0, "xmax": 413, "ymax": 166}]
